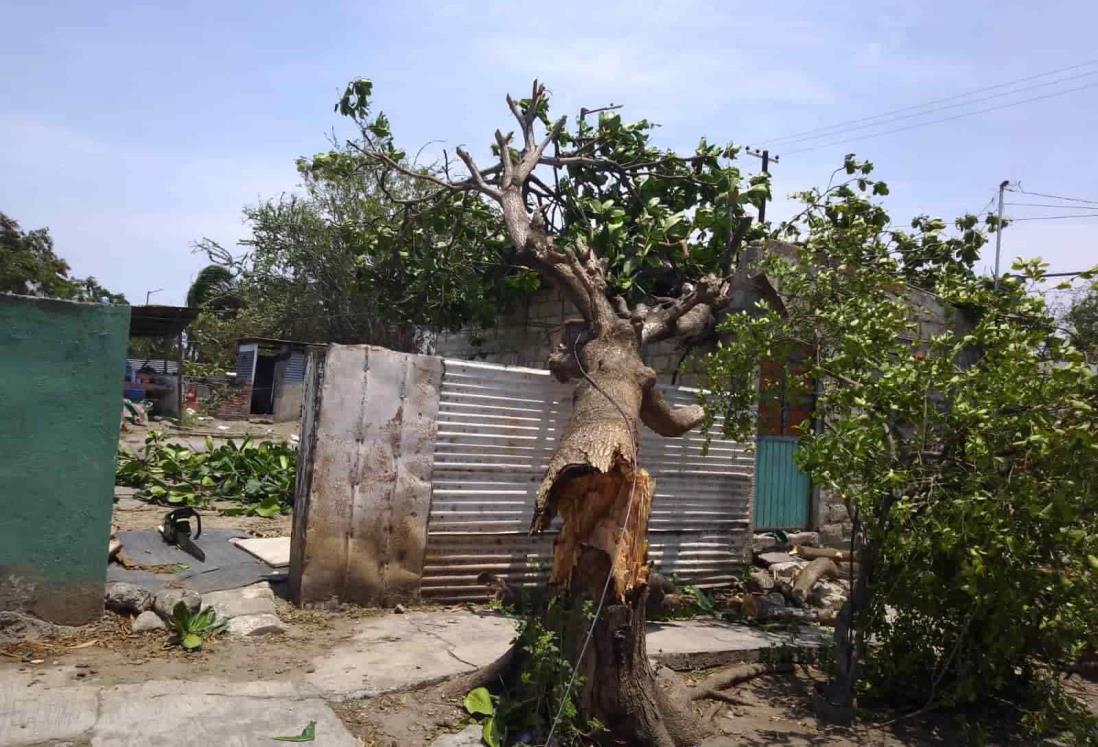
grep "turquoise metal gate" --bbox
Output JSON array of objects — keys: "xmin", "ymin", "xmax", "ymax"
[{"xmin": 754, "ymin": 436, "xmax": 810, "ymax": 530}]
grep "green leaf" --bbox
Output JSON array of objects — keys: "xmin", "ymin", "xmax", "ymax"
[
  {"xmin": 180, "ymin": 633, "xmax": 203, "ymax": 650},
  {"xmin": 463, "ymin": 686, "xmax": 495, "ymax": 717},
  {"xmin": 481, "ymin": 715, "xmax": 501, "ymax": 747},
  {"xmin": 273, "ymin": 721, "xmax": 316, "ymax": 742},
  {"xmin": 255, "ymin": 503, "xmax": 282, "ymax": 518}
]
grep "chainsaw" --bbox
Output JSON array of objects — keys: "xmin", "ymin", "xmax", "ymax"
[{"xmin": 160, "ymin": 507, "xmax": 206, "ymax": 562}]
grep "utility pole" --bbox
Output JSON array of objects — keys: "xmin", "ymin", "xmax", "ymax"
[
  {"xmin": 744, "ymin": 147, "xmax": 779, "ymax": 224},
  {"xmin": 993, "ymin": 180, "xmax": 1009, "ymax": 289}
]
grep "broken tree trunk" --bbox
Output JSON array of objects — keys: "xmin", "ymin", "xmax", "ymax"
[{"xmin": 528, "ymin": 325, "xmax": 703, "ymax": 747}]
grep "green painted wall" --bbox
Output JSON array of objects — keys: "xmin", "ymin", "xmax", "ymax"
[{"xmin": 0, "ymin": 294, "xmax": 130, "ymax": 624}]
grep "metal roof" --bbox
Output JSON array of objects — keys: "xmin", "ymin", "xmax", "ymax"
[{"xmin": 129, "ymin": 305, "xmax": 198, "ymax": 338}]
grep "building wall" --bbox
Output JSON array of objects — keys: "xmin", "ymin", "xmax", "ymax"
[{"xmin": 0, "ymin": 294, "xmax": 130, "ymax": 624}]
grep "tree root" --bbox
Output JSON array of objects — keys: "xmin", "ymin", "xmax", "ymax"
[{"xmin": 685, "ymin": 661, "xmax": 795, "ymax": 702}]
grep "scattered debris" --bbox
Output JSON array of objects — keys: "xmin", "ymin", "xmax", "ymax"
[
  {"xmin": 104, "ymin": 582, "xmax": 153, "ymax": 615},
  {"xmin": 394, "ymin": 603, "xmax": 406, "ymax": 614}
]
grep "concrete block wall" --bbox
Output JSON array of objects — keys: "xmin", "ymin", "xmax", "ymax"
[
  {"xmin": 433, "ymin": 287, "xmax": 702, "ymax": 384},
  {"xmin": 0, "ymin": 294, "xmax": 130, "ymax": 624}
]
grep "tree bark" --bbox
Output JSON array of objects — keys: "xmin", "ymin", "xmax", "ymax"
[{"xmin": 529, "ymin": 321, "xmax": 701, "ymax": 747}]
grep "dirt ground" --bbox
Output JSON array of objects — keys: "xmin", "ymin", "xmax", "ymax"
[
  {"xmin": 4, "ymin": 601, "xmax": 1094, "ymax": 746},
  {"xmin": 333, "ymin": 664, "xmax": 1098, "ymax": 747}
]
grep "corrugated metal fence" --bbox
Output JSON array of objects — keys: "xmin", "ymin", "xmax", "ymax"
[{"xmin": 421, "ymin": 359, "xmax": 754, "ymax": 602}]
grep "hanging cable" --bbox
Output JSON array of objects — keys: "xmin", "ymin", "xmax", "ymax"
[
  {"xmin": 754, "ymin": 58, "xmax": 1098, "ymax": 147},
  {"xmin": 780, "ymin": 80, "xmax": 1098, "ymax": 156},
  {"xmin": 759, "ymin": 67, "xmax": 1098, "ymax": 149},
  {"xmin": 1006, "ymin": 187, "xmax": 1098, "ymax": 206}
]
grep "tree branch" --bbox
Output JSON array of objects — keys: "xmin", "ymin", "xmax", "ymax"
[{"xmin": 639, "ymin": 386, "xmax": 705, "ymax": 436}]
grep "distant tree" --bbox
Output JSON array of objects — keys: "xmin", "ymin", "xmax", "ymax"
[
  {"xmin": 186, "ymin": 264, "xmax": 241, "ymax": 312},
  {"xmin": 0, "ymin": 212, "xmax": 125, "ymax": 303}
]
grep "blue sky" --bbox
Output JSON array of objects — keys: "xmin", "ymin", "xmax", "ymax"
[{"xmin": 2, "ymin": 0, "xmax": 1096, "ymax": 305}]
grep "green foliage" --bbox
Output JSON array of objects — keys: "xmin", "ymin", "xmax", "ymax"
[
  {"xmin": 1066, "ymin": 284, "xmax": 1098, "ymax": 359},
  {"xmin": 464, "ymin": 604, "xmax": 603, "ymax": 746},
  {"xmin": 169, "ymin": 600, "xmax": 226, "ymax": 650},
  {"xmin": 1, "ymin": 212, "xmax": 125, "ymax": 303},
  {"xmin": 186, "ymin": 264, "xmax": 241, "ymax": 312},
  {"xmin": 704, "ymin": 159, "xmax": 1098, "ymax": 734},
  {"xmin": 116, "ymin": 432, "xmax": 296, "ymax": 516},
  {"xmin": 313, "ymin": 78, "xmax": 767, "ymax": 331}
]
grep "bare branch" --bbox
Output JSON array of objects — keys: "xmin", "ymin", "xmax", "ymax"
[{"xmin": 455, "ymin": 147, "xmax": 502, "ymax": 200}]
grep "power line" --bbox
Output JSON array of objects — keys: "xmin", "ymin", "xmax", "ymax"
[
  {"xmin": 781, "ymin": 79, "xmax": 1098, "ymax": 156},
  {"xmin": 760, "ymin": 67, "xmax": 1098, "ymax": 149},
  {"xmin": 1007, "ymin": 213, "xmax": 1098, "ymax": 221},
  {"xmin": 754, "ymin": 58, "xmax": 1098, "ymax": 148},
  {"xmin": 1007, "ymin": 187, "xmax": 1098, "ymax": 205},
  {"xmin": 1005, "ymin": 202, "xmax": 1098, "ymax": 209}
]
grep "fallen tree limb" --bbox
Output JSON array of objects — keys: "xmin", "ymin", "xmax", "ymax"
[
  {"xmin": 792, "ymin": 545, "xmax": 851, "ymax": 562},
  {"xmin": 792, "ymin": 557, "xmax": 840, "ymax": 604}
]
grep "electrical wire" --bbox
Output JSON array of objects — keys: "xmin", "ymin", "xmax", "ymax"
[
  {"xmin": 544, "ymin": 334, "xmax": 639, "ymax": 747},
  {"xmin": 1006, "ymin": 213, "xmax": 1098, "ymax": 221},
  {"xmin": 780, "ymin": 79, "xmax": 1098, "ymax": 156},
  {"xmin": 1005, "ymin": 202, "xmax": 1098, "ymax": 209},
  {"xmin": 1006, "ymin": 187, "xmax": 1098, "ymax": 206},
  {"xmin": 754, "ymin": 58, "xmax": 1098, "ymax": 148},
  {"xmin": 759, "ymin": 66, "xmax": 1098, "ymax": 149}
]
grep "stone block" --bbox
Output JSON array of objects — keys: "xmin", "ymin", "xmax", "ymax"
[
  {"xmin": 226, "ymin": 613, "xmax": 285, "ymax": 636},
  {"xmin": 818, "ymin": 523, "xmax": 848, "ymax": 548},
  {"xmin": 201, "ymin": 582, "xmax": 276, "ymax": 619}
]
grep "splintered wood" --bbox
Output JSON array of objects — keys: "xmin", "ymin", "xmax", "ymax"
[{"xmin": 548, "ymin": 461, "xmax": 653, "ymax": 599}]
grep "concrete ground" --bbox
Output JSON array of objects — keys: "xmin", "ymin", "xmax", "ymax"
[{"xmin": 0, "ymin": 609, "xmax": 821, "ymax": 746}]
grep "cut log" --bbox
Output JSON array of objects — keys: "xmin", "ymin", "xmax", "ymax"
[
  {"xmin": 792, "ymin": 557, "xmax": 840, "ymax": 604},
  {"xmin": 791, "ymin": 545, "xmax": 851, "ymax": 562}
]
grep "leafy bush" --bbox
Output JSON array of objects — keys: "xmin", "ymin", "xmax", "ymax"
[
  {"xmin": 703, "ymin": 157, "xmax": 1098, "ymax": 736},
  {"xmin": 117, "ymin": 432, "xmax": 296, "ymax": 516}
]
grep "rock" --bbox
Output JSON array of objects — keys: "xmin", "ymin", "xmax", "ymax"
[
  {"xmin": 745, "ymin": 568, "xmax": 775, "ymax": 594},
  {"xmin": 764, "ymin": 591, "xmax": 787, "ymax": 608},
  {"xmin": 818, "ymin": 523, "xmax": 847, "ymax": 548},
  {"xmin": 226, "ymin": 613, "xmax": 285, "ymax": 637},
  {"xmin": 785, "ymin": 531, "xmax": 819, "ymax": 547},
  {"xmin": 153, "ymin": 588, "xmax": 201, "ymax": 620},
  {"xmin": 105, "ymin": 582, "xmax": 153, "ymax": 615},
  {"xmin": 201, "ymin": 583, "xmax": 275, "ymax": 619},
  {"xmin": 756, "ymin": 551, "xmax": 798, "ymax": 567},
  {"xmin": 394, "ymin": 603, "xmax": 406, "ymax": 614},
  {"xmin": 0, "ymin": 611, "xmax": 55, "ymax": 643},
  {"xmin": 132, "ymin": 610, "xmax": 166, "ymax": 632}
]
